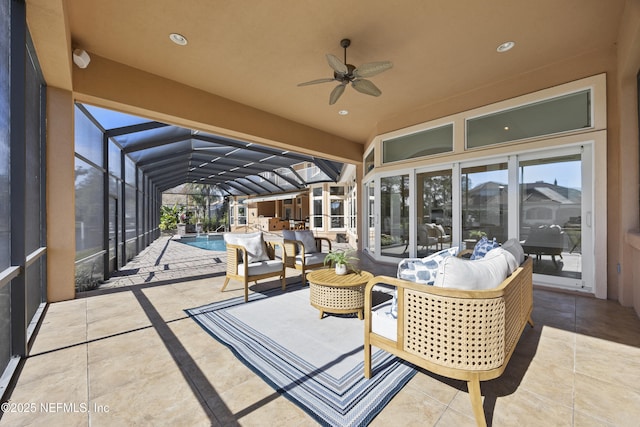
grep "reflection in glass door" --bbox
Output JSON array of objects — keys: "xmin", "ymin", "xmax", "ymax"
[
  {"xmin": 380, "ymin": 175, "xmax": 410, "ymax": 258},
  {"xmin": 461, "ymin": 163, "xmax": 508, "ymax": 249},
  {"xmin": 416, "ymin": 170, "xmax": 453, "ymax": 256},
  {"xmin": 519, "ymin": 155, "xmax": 582, "ymax": 279}
]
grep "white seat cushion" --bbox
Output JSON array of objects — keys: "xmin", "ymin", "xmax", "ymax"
[
  {"xmin": 238, "ymin": 259, "xmax": 283, "ymax": 276},
  {"xmin": 295, "ymin": 252, "xmax": 327, "ymax": 266},
  {"xmin": 371, "ymin": 301, "xmax": 397, "ymax": 341}
]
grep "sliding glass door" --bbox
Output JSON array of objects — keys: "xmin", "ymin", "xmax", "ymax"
[
  {"xmin": 366, "ymin": 145, "xmax": 594, "ymax": 293},
  {"xmin": 380, "ymin": 175, "xmax": 410, "ymax": 258},
  {"xmin": 416, "ymin": 170, "xmax": 453, "ymax": 256},
  {"xmin": 518, "ymin": 148, "xmax": 590, "ymax": 290},
  {"xmin": 461, "ymin": 162, "xmax": 509, "ymax": 248}
]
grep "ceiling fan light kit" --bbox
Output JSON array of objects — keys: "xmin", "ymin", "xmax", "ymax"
[{"xmin": 298, "ymin": 38, "xmax": 393, "ymax": 105}]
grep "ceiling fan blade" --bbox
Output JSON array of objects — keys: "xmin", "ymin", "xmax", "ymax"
[
  {"xmin": 353, "ymin": 61, "xmax": 393, "ymax": 78},
  {"xmin": 297, "ymin": 78, "xmax": 336, "ymax": 86},
  {"xmin": 352, "ymin": 79, "xmax": 382, "ymax": 97},
  {"xmin": 326, "ymin": 54, "xmax": 348, "ymax": 75},
  {"xmin": 329, "ymin": 83, "xmax": 346, "ymax": 105}
]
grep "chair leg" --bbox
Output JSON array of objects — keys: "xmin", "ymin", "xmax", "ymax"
[
  {"xmin": 301, "ymin": 268, "xmax": 307, "ymax": 286},
  {"xmin": 527, "ymin": 315, "xmax": 534, "ymax": 328},
  {"xmin": 467, "ymin": 378, "xmax": 487, "ymax": 427},
  {"xmin": 281, "ymin": 273, "xmax": 286, "ymax": 291},
  {"xmin": 221, "ymin": 277, "xmax": 230, "ymax": 292},
  {"xmin": 364, "ymin": 343, "xmax": 372, "ymax": 378}
]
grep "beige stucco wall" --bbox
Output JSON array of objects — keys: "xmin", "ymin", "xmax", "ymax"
[
  {"xmin": 46, "ymin": 87, "xmax": 76, "ymax": 302},
  {"xmin": 616, "ymin": 0, "xmax": 640, "ymax": 315}
]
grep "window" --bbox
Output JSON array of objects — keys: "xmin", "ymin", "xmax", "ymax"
[
  {"xmin": 311, "ymin": 186, "xmax": 323, "ymax": 229},
  {"xmin": 466, "ymin": 90, "xmax": 591, "ymax": 148},
  {"xmin": 347, "ymin": 177, "xmax": 357, "ymax": 231},
  {"xmin": 383, "ymin": 124, "xmax": 453, "ymax": 163},
  {"xmin": 364, "ymin": 149, "xmax": 375, "ymax": 173},
  {"xmin": 329, "ymin": 186, "xmax": 345, "ymax": 229},
  {"xmin": 237, "ymin": 204, "xmax": 246, "ymax": 225}
]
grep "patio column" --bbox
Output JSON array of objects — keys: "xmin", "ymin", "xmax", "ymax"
[{"xmin": 46, "ymin": 87, "xmax": 76, "ymax": 302}]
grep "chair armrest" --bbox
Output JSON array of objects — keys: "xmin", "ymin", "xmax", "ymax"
[
  {"xmin": 265, "ymin": 241, "xmax": 281, "ymax": 260},
  {"xmin": 283, "ymin": 238, "xmax": 301, "ymax": 257},
  {"xmin": 314, "ymin": 237, "xmax": 332, "ymax": 252},
  {"xmin": 283, "ymin": 237, "xmax": 331, "ymax": 260},
  {"xmin": 225, "ymin": 243, "xmax": 249, "ymax": 275}
]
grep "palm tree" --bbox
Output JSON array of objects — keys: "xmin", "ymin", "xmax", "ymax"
[{"xmin": 186, "ymin": 184, "xmax": 225, "ymax": 231}]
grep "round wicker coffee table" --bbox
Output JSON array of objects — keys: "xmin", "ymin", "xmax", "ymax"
[{"xmin": 306, "ymin": 269, "xmax": 373, "ymax": 320}]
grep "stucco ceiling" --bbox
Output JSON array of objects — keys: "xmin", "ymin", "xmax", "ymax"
[{"xmin": 53, "ymin": 0, "xmax": 624, "ymax": 144}]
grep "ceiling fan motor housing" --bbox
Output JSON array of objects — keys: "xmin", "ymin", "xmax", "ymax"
[{"xmin": 334, "ymin": 64, "xmax": 356, "ymax": 82}]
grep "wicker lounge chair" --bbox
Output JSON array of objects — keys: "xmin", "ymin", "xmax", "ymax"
[
  {"xmin": 222, "ymin": 232, "xmax": 285, "ymax": 302},
  {"xmin": 282, "ymin": 230, "xmax": 332, "ymax": 286}
]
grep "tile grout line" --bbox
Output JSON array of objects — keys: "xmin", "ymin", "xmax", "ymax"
[
  {"xmin": 572, "ymin": 294, "xmax": 577, "ymax": 427},
  {"xmin": 85, "ymin": 298, "xmax": 92, "ymax": 427}
]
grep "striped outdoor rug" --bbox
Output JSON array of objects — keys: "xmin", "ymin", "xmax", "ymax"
[{"xmin": 185, "ymin": 284, "xmax": 416, "ymax": 427}]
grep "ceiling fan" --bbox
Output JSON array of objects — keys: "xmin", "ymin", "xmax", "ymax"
[{"xmin": 298, "ymin": 39, "xmax": 393, "ymax": 105}]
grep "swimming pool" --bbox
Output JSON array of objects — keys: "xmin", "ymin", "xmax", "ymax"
[{"xmin": 177, "ymin": 234, "xmax": 226, "ymax": 251}]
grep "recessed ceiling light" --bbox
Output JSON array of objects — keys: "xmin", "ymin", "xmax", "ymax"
[
  {"xmin": 497, "ymin": 41, "xmax": 515, "ymax": 53},
  {"xmin": 169, "ymin": 33, "xmax": 188, "ymax": 46},
  {"xmin": 338, "ymin": 110, "xmax": 349, "ymax": 116}
]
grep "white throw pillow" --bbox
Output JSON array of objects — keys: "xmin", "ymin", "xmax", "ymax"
[
  {"xmin": 485, "ymin": 247, "xmax": 519, "ymax": 275},
  {"xmin": 433, "ymin": 253, "xmax": 509, "ymax": 290},
  {"xmin": 501, "ymin": 238, "xmax": 525, "ymax": 265},
  {"xmin": 295, "ymin": 230, "xmax": 318, "ymax": 253},
  {"xmin": 223, "ymin": 232, "xmax": 270, "ymax": 263}
]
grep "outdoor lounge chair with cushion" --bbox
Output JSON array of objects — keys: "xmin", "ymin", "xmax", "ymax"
[
  {"xmin": 522, "ymin": 224, "xmax": 565, "ymax": 265},
  {"xmin": 417, "ymin": 223, "xmax": 439, "ymax": 252},
  {"xmin": 282, "ymin": 230, "xmax": 332, "ymax": 286},
  {"xmin": 433, "ymin": 223, "xmax": 452, "ymax": 250},
  {"xmin": 222, "ymin": 231, "xmax": 285, "ymax": 302}
]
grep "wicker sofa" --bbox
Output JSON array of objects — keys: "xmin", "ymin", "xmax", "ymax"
[{"xmin": 364, "ymin": 256, "xmax": 533, "ymax": 427}]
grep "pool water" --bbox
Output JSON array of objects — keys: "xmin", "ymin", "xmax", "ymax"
[{"xmin": 177, "ymin": 235, "xmax": 226, "ymax": 251}]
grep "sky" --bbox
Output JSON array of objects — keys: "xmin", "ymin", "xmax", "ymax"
[{"xmin": 470, "ymin": 160, "xmax": 581, "ymax": 190}]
